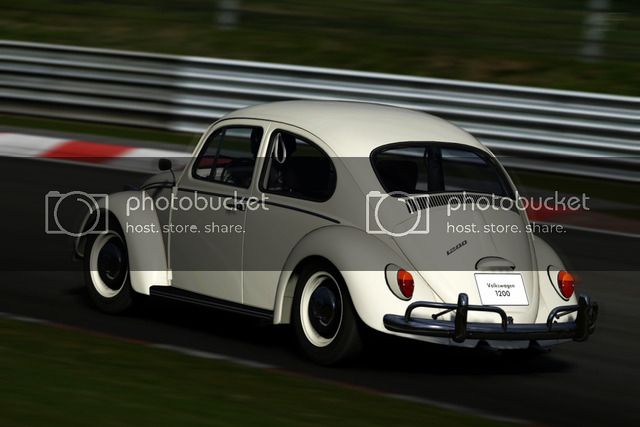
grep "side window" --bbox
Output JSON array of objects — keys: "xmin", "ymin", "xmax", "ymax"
[
  {"xmin": 261, "ymin": 130, "xmax": 336, "ymax": 201},
  {"xmin": 193, "ymin": 126, "xmax": 263, "ymax": 188}
]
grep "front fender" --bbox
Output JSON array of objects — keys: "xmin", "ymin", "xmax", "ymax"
[
  {"xmin": 272, "ymin": 225, "xmax": 437, "ymax": 332},
  {"xmin": 75, "ymin": 191, "xmax": 170, "ymax": 295}
]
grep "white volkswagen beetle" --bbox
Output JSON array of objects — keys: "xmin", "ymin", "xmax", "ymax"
[{"xmin": 76, "ymin": 101, "xmax": 598, "ymax": 364}]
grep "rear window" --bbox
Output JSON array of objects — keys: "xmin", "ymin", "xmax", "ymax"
[{"xmin": 371, "ymin": 143, "xmax": 512, "ymax": 197}]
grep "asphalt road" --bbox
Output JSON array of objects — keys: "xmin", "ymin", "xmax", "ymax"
[{"xmin": 0, "ymin": 156, "xmax": 638, "ymax": 426}]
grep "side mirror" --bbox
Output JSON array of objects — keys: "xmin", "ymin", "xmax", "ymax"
[{"xmin": 158, "ymin": 158, "xmax": 172, "ymax": 171}]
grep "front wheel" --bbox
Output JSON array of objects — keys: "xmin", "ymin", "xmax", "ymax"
[
  {"xmin": 292, "ymin": 263, "xmax": 363, "ymax": 365},
  {"xmin": 84, "ymin": 223, "xmax": 136, "ymax": 314}
]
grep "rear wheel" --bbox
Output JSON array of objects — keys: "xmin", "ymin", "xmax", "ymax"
[
  {"xmin": 292, "ymin": 262, "xmax": 362, "ymax": 365},
  {"xmin": 84, "ymin": 223, "xmax": 136, "ymax": 314}
]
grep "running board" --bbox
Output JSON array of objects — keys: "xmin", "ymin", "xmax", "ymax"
[{"xmin": 149, "ymin": 286, "xmax": 273, "ymax": 320}]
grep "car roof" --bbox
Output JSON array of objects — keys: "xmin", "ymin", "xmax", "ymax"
[{"xmin": 222, "ymin": 100, "xmax": 486, "ymax": 157}]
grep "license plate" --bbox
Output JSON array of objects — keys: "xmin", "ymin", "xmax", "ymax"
[{"xmin": 474, "ymin": 273, "xmax": 528, "ymax": 306}]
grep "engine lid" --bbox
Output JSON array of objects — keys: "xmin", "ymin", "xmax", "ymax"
[{"xmin": 384, "ymin": 197, "xmax": 540, "ymax": 322}]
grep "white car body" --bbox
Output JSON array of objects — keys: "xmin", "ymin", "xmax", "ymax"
[{"xmin": 78, "ymin": 101, "xmax": 597, "ymax": 361}]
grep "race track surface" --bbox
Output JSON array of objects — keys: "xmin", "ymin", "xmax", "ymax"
[{"xmin": 0, "ymin": 157, "xmax": 638, "ymax": 426}]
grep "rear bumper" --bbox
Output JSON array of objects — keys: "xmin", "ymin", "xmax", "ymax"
[{"xmin": 383, "ymin": 293, "xmax": 598, "ymax": 343}]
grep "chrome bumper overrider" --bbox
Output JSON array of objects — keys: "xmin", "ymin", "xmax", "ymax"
[{"xmin": 383, "ymin": 293, "xmax": 598, "ymax": 343}]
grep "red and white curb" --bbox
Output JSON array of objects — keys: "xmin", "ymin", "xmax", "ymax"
[
  {"xmin": 2, "ymin": 132, "xmax": 637, "ymax": 237},
  {"xmin": 0, "ymin": 134, "xmax": 589, "ymax": 226},
  {"xmin": 0, "ymin": 132, "xmax": 187, "ymax": 172}
]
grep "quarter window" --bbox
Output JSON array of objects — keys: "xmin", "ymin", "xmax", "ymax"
[
  {"xmin": 193, "ymin": 126, "xmax": 263, "ymax": 188},
  {"xmin": 261, "ymin": 130, "xmax": 336, "ymax": 201}
]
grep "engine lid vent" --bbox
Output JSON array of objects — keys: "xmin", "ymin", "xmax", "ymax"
[{"xmin": 404, "ymin": 192, "xmax": 515, "ymax": 214}]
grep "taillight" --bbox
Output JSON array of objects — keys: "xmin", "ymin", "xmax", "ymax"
[
  {"xmin": 385, "ymin": 265, "xmax": 415, "ymax": 300},
  {"xmin": 396, "ymin": 269, "xmax": 415, "ymax": 298},
  {"xmin": 557, "ymin": 270, "xmax": 575, "ymax": 299}
]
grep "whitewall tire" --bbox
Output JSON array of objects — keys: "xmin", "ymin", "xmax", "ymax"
[
  {"xmin": 84, "ymin": 222, "xmax": 136, "ymax": 314},
  {"xmin": 293, "ymin": 262, "xmax": 363, "ymax": 365}
]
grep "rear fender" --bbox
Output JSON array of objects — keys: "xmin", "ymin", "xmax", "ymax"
[
  {"xmin": 532, "ymin": 235, "xmax": 577, "ymax": 322},
  {"xmin": 272, "ymin": 225, "xmax": 437, "ymax": 332}
]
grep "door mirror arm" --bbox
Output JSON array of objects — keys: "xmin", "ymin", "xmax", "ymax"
[{"xmin": 158, "ymin": 158, "xmax": 176, "ymax": 185}]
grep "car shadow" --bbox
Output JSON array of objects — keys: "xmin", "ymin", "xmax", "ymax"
[
  {"xmin": 354, "ymin": 331, "xmax": 572, "ymax": 375},
  {"xmin": 111, "ymin": 293, "xmax": 572, "ymax": 376}
]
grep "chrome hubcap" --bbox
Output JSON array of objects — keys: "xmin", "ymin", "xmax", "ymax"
[{"xmin": 300, "ymin": 272, "xmax": 343, "ymax": 347}]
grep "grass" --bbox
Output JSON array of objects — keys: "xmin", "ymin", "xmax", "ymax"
[
  {"xmin": 0, "ymin": 0, "xmax": 638, "ymax": 95},
  {"xmin": 0, "ymin": 317, "xmax": 511, "ymax": 427},
  {"xmin": 0, "ymin": 114, "xmax": 199, "ymax": 146}
]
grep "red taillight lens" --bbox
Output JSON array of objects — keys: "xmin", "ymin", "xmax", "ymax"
[
  {"xmin": 396, "ymin": 269, "xmax": 414, "ymax": 298},
  {"xmin": 557, "ymin": 270, "xmax": 575, "ymax": 299}
]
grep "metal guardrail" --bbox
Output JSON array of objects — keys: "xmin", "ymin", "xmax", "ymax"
[{"xmin": 1, "ymin": 40, "xmax": 639, "ymax": 181}]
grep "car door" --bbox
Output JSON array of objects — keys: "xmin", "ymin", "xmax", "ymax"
[
  {"xmin": 242, "ymin": 126, "xmax": 339, "ymax": 310},
  {"xmin": 169, "ymin": 120, "xmax": 268, "ymax": 303}
]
